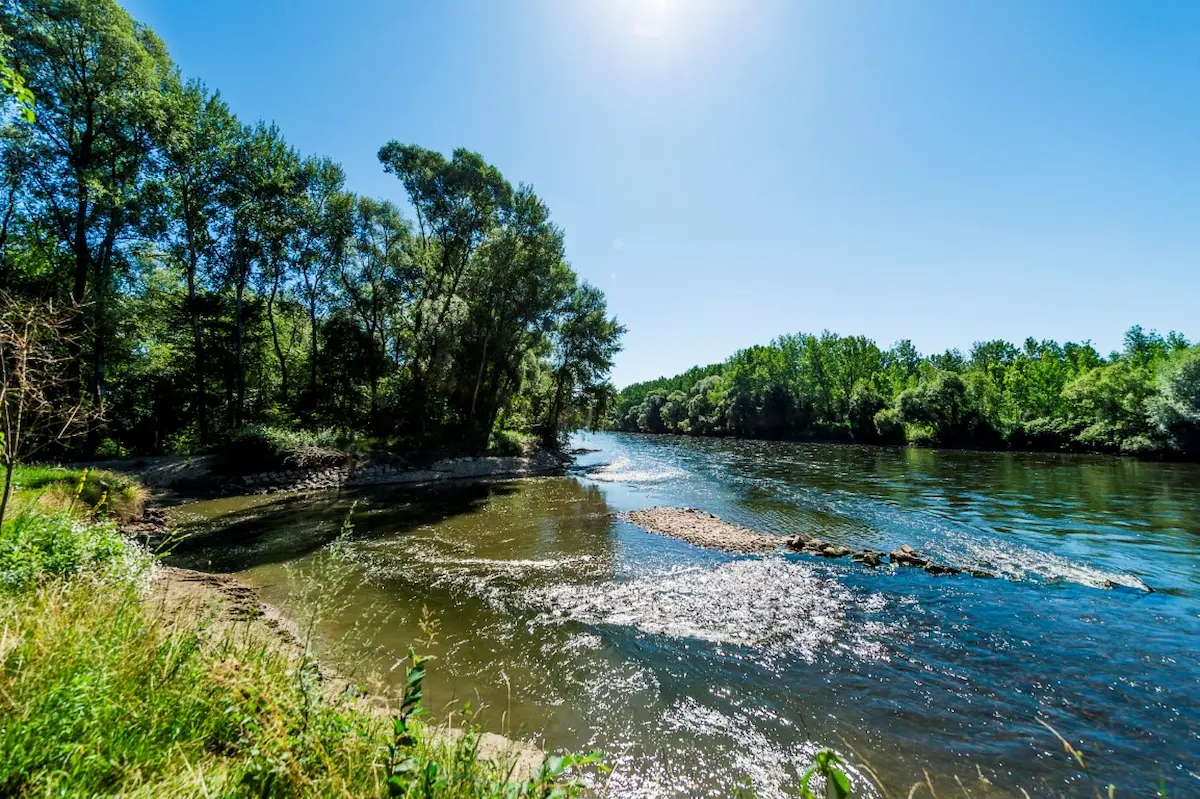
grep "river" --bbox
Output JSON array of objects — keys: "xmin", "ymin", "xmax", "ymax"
[{"xmin": 167, "ymin": 432, "xmax": 1200, "ymax": 797}]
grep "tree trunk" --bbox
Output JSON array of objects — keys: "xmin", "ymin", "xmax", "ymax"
[
  {"xmin": 235, "ymin": 279, "xmax": 245, "ymax": 427},
  {"xmin": 183, "ymin": 191, "xmax": 210, "ymax": 444},
  {"xmin": 309, "ymin": 296, "xmax": 319, "ymax": 395},
  {"xmin": 0, "ymin": 461, "xmax": 13, "ymax": 529},
  {"xmin": 267, "ymin": 265, "xmax": 289, "ymax": 405},
  {"xmin": 186, "ymin": 261, "xmax": 208, "ymax": 443}
]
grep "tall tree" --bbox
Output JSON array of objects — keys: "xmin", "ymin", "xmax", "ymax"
[
  {"xmin": 377, "ymin": 143, "xmax": 512, "ymax": 438},
  {"xmin": 545, "ymin": 282, "xmax": 624, "ymax": 446},
  {"xmin": 4, "ymin": 0, "xmax": 171, "ymax": 409},
  {"xmin": 294, "ymin": 156, "xmax": 351, "ymax": 400},
  {"xmin": 154, "ymin": 79, "xmax": 237, "ymax": 443}
]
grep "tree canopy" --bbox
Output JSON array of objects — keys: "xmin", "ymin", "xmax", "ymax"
[
  {"xmin": 0, "ymin": 0, "xmax": 623, "ymax": 456},
  {"xmin": 611, "ymin": 328, "xmax": 1200, "ymax": 458}
]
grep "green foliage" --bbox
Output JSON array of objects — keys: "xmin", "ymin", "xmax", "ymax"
[
  {"xmin": 798, "ymin": 749, "xmax": 851, "ymax": 799},
  {"xmin": 215, "ymin": 424, "xmax": 352, "ymax": 475},
  {"xmin": 1147, "ymin": 345, "xmax": 1200, "ymax": 455},
  {"xmin": 0, "ymin": 0, "xmax": 622, "ymax": 459},
  {"xmin": 0, "ymin": 35, "xmax": 34, "ymax": 122},
  {"xmin": 487, "ymin": 429, "xmax": 534, "ymax": 457},
  {"xmin": 0, "ymin": 509, "xmax": 141, "ymax": 589},
  {"xmin": 612, "ymin": 327, "xmax": 1196, "ymax": 457}
]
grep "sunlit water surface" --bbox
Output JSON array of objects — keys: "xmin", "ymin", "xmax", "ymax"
[{"xmin": 168, "ymin": 433, "xmax": 1200, "ymax": 797}]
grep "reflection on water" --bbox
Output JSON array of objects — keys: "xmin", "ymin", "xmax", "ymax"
[{"xmin": 169, "ymin": 433, "xmax": 1200, "ymax": 798}]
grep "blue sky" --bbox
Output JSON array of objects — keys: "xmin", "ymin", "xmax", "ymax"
[{"xmin": 123, "ymin": 0, "xmax": 1200, "ymax": 387}]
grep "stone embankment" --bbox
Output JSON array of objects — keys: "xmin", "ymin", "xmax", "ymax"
[
  {"xmin": 238, "ymin": 451, "xmax": 567, "ymax": 494},
  {"xmin": 623, "ymin": 506, "xmax": 995, "ymax": 578}
]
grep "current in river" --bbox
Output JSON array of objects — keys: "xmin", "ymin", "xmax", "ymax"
[{"xmin": 168, "ymin": 432, "xmax": 1200, "ymax": 797}]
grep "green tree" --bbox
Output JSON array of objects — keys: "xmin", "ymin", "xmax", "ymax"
[
  {"xmin": 5, "ymin": 0, "xmax": 172, "ymax": 408},
  {"xmin": 545, "ymin": 283, "xmax": 624, "ymax": 446}
]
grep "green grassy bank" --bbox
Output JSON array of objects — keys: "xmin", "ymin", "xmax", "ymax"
[{"xmin": 0, "ymin": 470, "xmax": 600, "ymax": 798}]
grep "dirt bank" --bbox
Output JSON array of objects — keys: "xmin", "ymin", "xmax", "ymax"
[
  {"xmin": 147, "ymin": 565, "xmax": 545, "ymax": 779},
  {"xmin": 624, "ymin": 507, "xmax": 784, "ymax": 553}
]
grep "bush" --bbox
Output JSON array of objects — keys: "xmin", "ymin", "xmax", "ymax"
[
  {"xmin": 873, "ymin": 407, "xmax": 904, "ymax": 443},
  {"xmin": 214, "ymin": 425, "xmax": 352, "ymax": 475},
  {"xmin": 488, "ymin": 429, "xmax": 535, "ymax": 456},
  {"xmin": 0, "ymin": 510, "xmax": 146, "ymax": 590},
  {"xmin": 94, "ymin": 437, "xmax": 127, "ymax": 458}
]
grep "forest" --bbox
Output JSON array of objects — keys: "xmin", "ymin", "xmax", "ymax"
[
  {"xmin": 610, "ymin": 327, "xmax": 1200, "ymax": 458},
  {"xmin": 0, "ymin": 0, "xmax": 624, "ymax": 459}
]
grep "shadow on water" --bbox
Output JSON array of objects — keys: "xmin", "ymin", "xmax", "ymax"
[{"xmin": 166, "ymin": 480, "xmax": 523, "ymax": 572}]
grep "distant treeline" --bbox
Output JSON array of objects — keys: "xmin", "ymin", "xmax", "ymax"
[
  {"xmin": 609, "ymin": 328, "xmax": 1200, "ymax": 458},
  {"xmin": 0, "ymin": 0, "xmax": 623, "ymax": 457}
]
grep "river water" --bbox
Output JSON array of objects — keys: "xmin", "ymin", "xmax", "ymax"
[{"xmin": 167, "ymin": 432, "xmax": 1199, "ymax": 797}]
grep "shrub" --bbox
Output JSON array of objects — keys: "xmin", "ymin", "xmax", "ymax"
[
  {"xmin": 214, "ymin": 425, "xmax": 352, "ymax": 475},
  {"xmin": 94, "ymin": 437, "xmax": 127, "ymax": 458},
  {"xmin": 873, "ymin": 407, "xmax": 904, "ymax": 443},
  {"xmin": 488, "ymin": 429, "xmax": 535, "ymax": 456},
  {"xmin": 0, "ymin": 510, "xmax": 147, "ymax": 589}
]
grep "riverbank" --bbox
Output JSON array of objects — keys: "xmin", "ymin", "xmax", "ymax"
[
  {"xmin": 0, "ymin": 467, "xmax": 594, "ymax": 797},
  {"xmin": 85, "ymin": 450, "xmax": 568, "ymax": 504},
  {"xmin": 150, "ymin": 564, "xmax": 546, "ymax": 778}
]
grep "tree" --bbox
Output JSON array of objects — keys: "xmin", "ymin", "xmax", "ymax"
[
  {"xmin": 544, "ymin": 282, "xmax": 624, "ymax": 446},
  {"xmin": 1147, "ymin": 346, "xmax": 1200, "ymax": 455},
  {"xmin": 293, "ymin": 157, "xmax": 352, "ymax": 401},
  {"xmin": 5, "ymin": 0, "xmax": 172, "ymax": 409},
  {"xmin": 154, "ymin": 79, "xmax": 238, "ymax": 443},
  {"xmin": 0, "ymin": 294, "xmax": 88, "ymax": 525},
  {"xmin": 377, "ymin": 143, "xmax": 512, "ymax": 437},
  {"xmin": 340, "ymin": 195, "xmax": 408, "ymax": 428}
]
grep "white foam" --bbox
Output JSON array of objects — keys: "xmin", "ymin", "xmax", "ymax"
[
  {"xmin": 585, "ymin": 456, "xmax": 685, "ymax": 484},
  {"xmin": 531, "ymin": 557, "xmax": 902, "ymax": 663},
  {"xmin": 951, "ymin": 538, "xmax": 1151, "ymax": 591}
]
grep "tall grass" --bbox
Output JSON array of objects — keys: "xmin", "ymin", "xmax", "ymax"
[
  {"xmin": 6, "ymin": 463, "xmax": 144, "ymax": 521},
  {"xmin": 0, "ymin": 482, "xmax": 601, "ymax": 798}
]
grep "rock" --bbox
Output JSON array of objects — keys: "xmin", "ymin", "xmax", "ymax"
[
  {"xmin": 852, "ymin": 551, "xmax": 883, "ymax": 567},
  {"xmin": 923, "ymin": 562, "xmax": 961, "ymax": 576},
  {"xmin": 889, "ymin": 548, "xmax": 929, "ymax": 567},
  {"xmin": 784, "ymin": 534, "xmax": 810, "ymax": 550},
  {"xmin": 819, "ymin": 544, "xmax": 852, "ymax": 558}
]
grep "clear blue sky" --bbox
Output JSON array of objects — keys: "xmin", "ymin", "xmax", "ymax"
[{"xmin": 123, "ymin": 0, "xmax": 1200, "ymax": 387}]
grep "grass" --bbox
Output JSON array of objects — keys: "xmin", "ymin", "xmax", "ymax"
[
  {"xmin": 6, "ymin": 463, "xmax": 145, "ymax": 522},
  {"xmin": 0, "ymin": 477, "xmax": 601, "ymax": 798}
]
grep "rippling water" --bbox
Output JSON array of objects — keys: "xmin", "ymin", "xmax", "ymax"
[{"xmin": 168, "ymin": 433, "xmax": 1200, "ymax": 797}]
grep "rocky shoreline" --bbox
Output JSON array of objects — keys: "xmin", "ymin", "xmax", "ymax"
[{"xmin": 623, "ymin": 506, "xmax": 996, "ymax": 579}]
